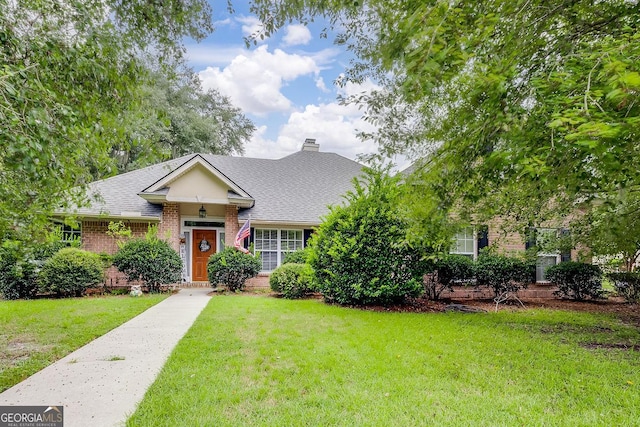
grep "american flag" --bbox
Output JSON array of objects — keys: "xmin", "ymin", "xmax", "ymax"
[{"xmin": 234, "ymin": 219, "xmax": 251, "ymax": 253}]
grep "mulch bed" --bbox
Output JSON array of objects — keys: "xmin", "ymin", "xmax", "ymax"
[{"xmin": 357, "ymin": 297, "xmax": 640, "ymax": 328}]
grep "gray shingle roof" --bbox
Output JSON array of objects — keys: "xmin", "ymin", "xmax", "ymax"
[{"xmin": 73, "ymin": 150, "xmax": 364, "ymax": 225}]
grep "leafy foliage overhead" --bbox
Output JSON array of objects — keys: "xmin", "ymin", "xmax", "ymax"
[
  {"xmin": 112, "ymin": 70, "xmax": 255, "ymax": 173},
  {"xmin": 245, "ymin": 0, "xmax": 640, "ymax": 233},
  {"xmin": 0, "ymin": 0, "xmax": 214, "ymax": 236}
]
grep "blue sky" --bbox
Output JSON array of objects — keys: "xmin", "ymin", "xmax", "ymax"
[{"xmin": 184, "ymin": 2, "xmax": 406, "ymax": 167}]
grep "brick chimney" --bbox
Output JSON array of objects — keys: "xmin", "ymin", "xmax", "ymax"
[{"xmin": 301, "ymin": 138, "xmax": 319, "ymax": 152}]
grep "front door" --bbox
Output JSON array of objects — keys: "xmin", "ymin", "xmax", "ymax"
[{"xmin": 192, "ymin": 230, "xmax": 216, "ymax": 281}]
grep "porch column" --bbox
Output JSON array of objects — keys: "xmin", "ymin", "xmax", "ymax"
[
  {"xmin": 159, "ymin": 202, "xmax": 181, "ymax": 252},
  {"xmin": 225, "ymin": 205, "xmax": 240, "ymax": 247}
]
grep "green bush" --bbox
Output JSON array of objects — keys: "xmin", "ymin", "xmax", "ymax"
[
  {"xmin": 475, "ymin": 253, "xmax": 532, "ymax": 299},
  {"xmin": 608, "ymin": 272, "xmax": 640, "ymax": 302},
  {"xmin": 546, "ymin": 262, "xmax": 603, "ymax": 301},
  {"xmin": 425, "ymin": 255, "xmax": 474, "ymax": 300},
  {"xmin": 112, "ymin": 235, "xmax": 182, "ymax": 292},
  {"xmin": 39, "ymin": 248, "xmax": 104, "ymax": 297},
  {"xmin": 309, "ymin": 169, "xmax": 431, "ymax": 306},
  {"xmin": 207, "ymin": 247, "xmax": 261, "ymax": 291},
  {"xmin": 282, "ymin": 248, "xmax": 310, "ymax": 265},
  {"xmin": 0, "ymin": 243, "xmax": 38, "ymax": 300},
  {"xmin": 270, "ymin": 263, "xmax": 315, "ymax": 299}
]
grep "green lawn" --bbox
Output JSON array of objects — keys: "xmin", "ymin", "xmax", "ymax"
[
  {"xmin": 128, "ymin": 296, "xmax": 640, "ymax": 426},
  {"xmin": 0, "ymin": 294, "xmax": 167, "ymax": 392}
]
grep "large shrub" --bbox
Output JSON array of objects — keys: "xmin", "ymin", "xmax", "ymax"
[
  {"xmin": 309, "ymin": 169, "xmax": 431, "ymax": 306},
  {"xmin": 207, "ymin": 246, "xmax": 261, "ymax": 291},
  {"xmin": 546, "ymin": 262, "xmax": 603, "ymax": 300},
  {"xmin": 0, "ymin": 243, "xmax": 38, "ymax": 300},
  {"xmin": 39, "ymin": 248, "xmax": 104, "ymax": 297},
  {"xmin": 608, "ymin": 272, "xmax": 640, "ymax": 303},
  {"xmin": 270, "ymin": 263, "xmax": 315, "ymax": 299},
  {"xmin": 425, "ymin": 255, "xmax": 474, "ymax": 300},
  {"xmin": 475, "ymin": 253, "xmax": 532, "ymax": 300},
  {"xmin": 112, "ymin": 230, "xmax": 182, "ymax": 292},
  {"xmin": 282, "ymin": 248, "xmax": 310, "ymax": 265}
]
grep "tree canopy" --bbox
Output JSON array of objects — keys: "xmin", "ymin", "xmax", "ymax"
[
  {"xmin": 246, "ymin": 0, "xmax": 640, "ymax": 239},
  {"xmin": 0, "ymin": 0, "xmax": 252, "ymax": 238},
  {"xmin": 112, "ymin": 70, "xmax": 255, "ymax": 173}
]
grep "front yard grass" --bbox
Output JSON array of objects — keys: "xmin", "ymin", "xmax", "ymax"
[
  {"xmin": 128, "ymin": 296, "xmax": 640, "ymax": 426},
  {"xmin": 0, "ymin": 294, "xmax": 167, "ymax": 392}
]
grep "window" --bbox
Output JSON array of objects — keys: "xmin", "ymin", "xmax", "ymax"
[
  {"xmin": 58, "ymin": 223, "xmax": 81, "ymax": 243},
  {"xmin": 450, "ymin": 227, "xmax": 475, "ymax": 259},
  {"xmin": 254, "ymin": 229, "xmax": 304, "ymax": 271},
  {"xmin": 536, "ymin": 255, "xmax": 557, "ymax": 282},
  {"xmin": 280, "ymin": 230, "xmax": 303, "ymax": 260},
  {"xmin": 535, "ymin": 228, "xmax": 560, "ymax": 282}
]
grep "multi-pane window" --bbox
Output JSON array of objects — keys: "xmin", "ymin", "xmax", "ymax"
[
  {"xmin": 280, "ymin": 230, "xmax": 303, "ymax": 260},
  {"xmin": 254, "ymin": 229, "xmax": 279, "ymax": 271},
  {"xmin": 60, "ymin": 223, "xmax": 81, "ymax": 243},
  {"xmin": 536, "ymin": 228, "xmax": 560, "ymax": 282},
  {"xmin": 254, "ymin": 229, "xmax": 304, "ymax": 271},
  {"xmin": 536, "ymin": 255, "xmax": 557, "ymax": 282},
  {"xmin": 450, "ymin": 227, "xmax": 475, "ymax": 259}
]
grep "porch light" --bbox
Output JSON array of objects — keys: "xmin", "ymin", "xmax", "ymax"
[{"xmin": 199, "ymin": 204, "xmax": 207, "ymax": 218}]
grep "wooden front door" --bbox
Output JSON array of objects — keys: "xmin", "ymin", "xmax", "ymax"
[{"xmin": 192, "ymin": 230, "xmax": 216, "ymax": 281}]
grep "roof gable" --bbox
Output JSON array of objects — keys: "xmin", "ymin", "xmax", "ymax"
[{"xmin": 141, "ymin": 154, "xmax": 251, "ymax": 200}]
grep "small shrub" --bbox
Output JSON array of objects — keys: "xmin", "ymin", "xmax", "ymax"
[
  {"xmin": 207, "ymin": 247, "xmax": 261, "ymax": 291},
  {"xmin": 282, "ymin": 248, "xmax": 310, "ymax": 265},
  {"xmin": 475, "ymin": 254, "xmax": 532, "ymax": 300},
  {"xmin": 0, "ymin": 244, "xmax": 38, "ymax": 300},
  {"xmin": 112, "ymin": 233, "xmax": 182, "ymax": 293},
  {"xmin": 607, "ymin": 272, "xmax": 640, "ymax": 303},
  {"xmin": 546, "ymin": 262, "xmax": 603, "ymax": 301},
  {"xmin": 39, "ymin": 248, "xmax": 104, "ymax": 297},
  {"xmin": 425, "ymin": 255, "xmax": 474, "ymax": 300},
  {"xmin": 270, "ymin": 263, "xmax": 315, "ymax": 299}
]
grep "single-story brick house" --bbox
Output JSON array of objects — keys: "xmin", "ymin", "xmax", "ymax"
[
  {"xmin": 58, "ymin": 139, "xmax": 365, "ymax": 286},
  {"xmin": 58, "ymin": 138, "xmax": 580, "ymax": 291}
]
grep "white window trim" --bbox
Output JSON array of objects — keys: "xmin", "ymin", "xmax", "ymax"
[
  {"xmin": 450, "ymin": 227, "xmax": 478, "ymax": 260},
  {"xmin": 535, "ymin": 228, "xmax": 561, "ymax": 283},
  {"xmin": 253, "ymin": 228, "xmax": 305, "ymax": 272}
]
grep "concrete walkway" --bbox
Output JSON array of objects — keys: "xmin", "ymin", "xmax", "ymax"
[{"xmin": 0, "ymin": 288, "xmax": 211, "ymax": 427}]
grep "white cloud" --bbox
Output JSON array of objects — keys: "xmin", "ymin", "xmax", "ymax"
[
  {"xmin": 282, "ymin": 24, "xmax": 312, "ymax": 46},
  {"xmin": 236, "ymin": 16, "xmax": 264, "ymax": 39},
  {"xmin": 213, "ymin": 18, "xmax": 232, "ymax": 27},
  {"xmin": 244, "ymin": 98, "xmax": 378, "ymax": 162},
  {"xmin": 315, "ymin": 76, "xmax": 330, "ymax": 93},
  {"xmin": 186, "ymin": 44, "xmax": 246, "ymax": 67},
  {"xmin": 242, "ymin": 78, "xmax": 409, "ymax": 169},
  {"xmin": 199, "ymin": 45, "xmax": 321, "ymax": 115}
]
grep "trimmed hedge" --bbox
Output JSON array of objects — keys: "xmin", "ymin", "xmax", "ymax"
[
  {"xmin": 207, "ymin": 247, "xmax": 261, "ymax": 291},
  {"xmin": 423, "ymin": 255, "xmax": 473, "ymax": 300},
  {"xmin": 475, "ymin": 253, "xmax": 532, "ymax": 298},
  {"xmin": 113, "ymin": 237, "xmax": 182, "ymax": 292},
  {"xmin": 607, "ymin": 272, "xmax": 640, "ymax": 303},
  {"xmin": 282, "ymin": 248, "xmax": 310, "ymax": 265},
  {"xmin": 270, "ymin": 263, "xmax": 315, "ymax": 299},
  {"xmin": 39, "ymin": 248, "xmax": 104, "ymax": 297},
  {"xmin": 546, "ymin": 261, "xmax": 603, "ymax": 300},
  {"xmin": 0, "ymin": 244, "xmax": 38, "ymax": 300}
]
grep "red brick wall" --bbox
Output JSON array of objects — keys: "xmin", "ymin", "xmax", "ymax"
[
  {"xmin": 158, "ymin": 202, "xmax": 180, "ymax": 252},
  {"xmin": 225, "ymin": 205, "xmax": 239, "ymax": 247},
  {"xmin": 82, "ymin": 220, "xmax": 153, "ymax": 286},
  {"xmin": 82, "ymin": 220, "xmax": 150, "ymax": 255}
]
